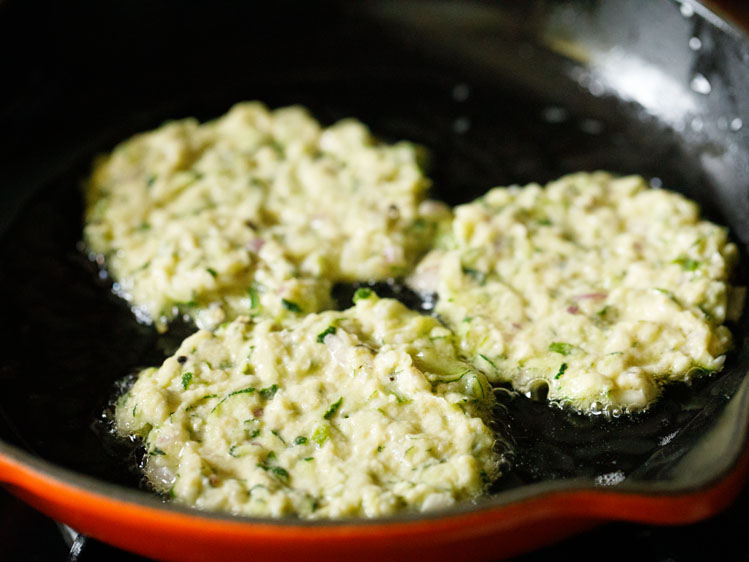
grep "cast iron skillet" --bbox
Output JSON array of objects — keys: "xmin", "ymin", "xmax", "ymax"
[{"xmin": 1, "ymin": 1, "xmax": 749, "ymax": 561}]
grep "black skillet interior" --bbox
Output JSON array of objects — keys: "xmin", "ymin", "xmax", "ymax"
[{"xmin": 1, "ymin": 0, "xmax": 748, "ymax": 503}]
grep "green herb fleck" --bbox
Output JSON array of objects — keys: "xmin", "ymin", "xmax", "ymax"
[
  {"xmin": 462, "ymin": 266, "xmax": 487, "ymax": 285},
  {"xmin": 206, "ymin": 267, "xmax": 218, "ymax": 278},
  {"xmin": 210, "ymin": 387, "xmax": 255, "ymax": 413},
  {"xmin": 311, "ymin": 425, "xmax": 329, "ymax": 446},
  {"xmin": 249, "ymin": 429, "xmax": 261, "ymax": 439},
  {"xmin": 257, "ymin": 463, "xmax": 290, "ymax": 485},
  {"xmin": 271, "ymin": 429, "xmax": 286, "ymax": 444},
  {"xmin": 323, "ymin": 397, "xmax": 343, "ymax": 420},
  {"xmin": 294, "ymin": 436, "xmax": 308, "ymax": 445},
  {"xmin": 150, "ymin": 447, "xmax": 166, "ymax": 456},
  {"xmin": 673, "ymin": 256, "xmax": 700, "ymax": 271},
  {"xmin": 699, "ymin": 305, "xmax": 713, "ymax": 321},
  {"xmin": 387, "ymin": 390, "xmax": 411, "ymax": 404},
  {"xmin": 596, "ymin": 305, "xmax": 610, "ymax": 318},
  {"xmin": 247, "ymin": 284, "xmax": 262, "ymax": 313},
  {"xmin": 146, "ymin": 174, "xmax": 157, "ymax": 187},
  {"xmin": 248, "ymin": 484, "xmax": 268, "ymax": 495},
  {"xmin": 549, "ymin": 342, "xmax": 575, "ymax": 356},
  {"xmin": 181, "ymin": 372, "xmax": 193, "ymax": 390},
  {"xmin": 654, "ymin": 288, "xmax": 677, "ymax": 302},
  {"xmin": 229, "ymin": 387, "xmax": 255, "ymax": 397},
  {"xmin": 303, "ymin": 457, "xmax": 315, "ymax": 462},
  {"xmin": 260, "ymin": 384, "xmax": 279, "ymax": 400},
  {"xmin": 281, "ymin": 299, "xmax": 302, "ymax": 313},
  {"xmin": 353, "ymin": 287, "xmax": 374, "ymax": 302},
  {"xmin": 554, "ymin": 362, "xmax": 568, "ymax": 380},
  {"xmin": 316, "ymin": 326, "xmax": 337, "ymax": 343},
  {"xmin": 478, "ymin": 354, "xmax": 497, "ymax": 369}
]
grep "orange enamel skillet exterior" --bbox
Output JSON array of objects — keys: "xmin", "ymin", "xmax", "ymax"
[{"xmin": 1, "ymin": 438, "xmax": 748, "ymax": 562}]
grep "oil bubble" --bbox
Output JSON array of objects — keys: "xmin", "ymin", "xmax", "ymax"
[
  {"xmin": 605, "ymin": 404, "xmax": 623, "ymax": 418},
  {"xmin": 595, "ymin": 470, "xmax": 626, "ymax": 486},
  {"xmin": 452, "ymin": 83, "xmax": 470, "ymax": 102},
  {"xmin": 453, "ymin": 116, "xmax": 471, "ymax": 134},
  {"xmin": 690, "ymin": 73, "xmax": 711, "ymax": 95},
  {"xmin": 588, "ymin": 401, "xmax": 604, "ymax": 415},
  {"xmin": 493, "ymin": 386, "xmax": 518, "ymax": 400},
  {"xmin": 579, "ymin": 118, "xmax": 604, "ymax": 135},
  {"xmin": 541, "ymin": 106, "xmax": 569, "ymax": 123},
  {"xmin": 588, "ymin": 79, "xmax": 605, "ymax": 97},
  {"xmin": 658, "ymin": 430, "xmax": 680, "ymax": 446},
  {"xmin": 525, "ymin": 379, "xmax": 549, "ymax": 402}
]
